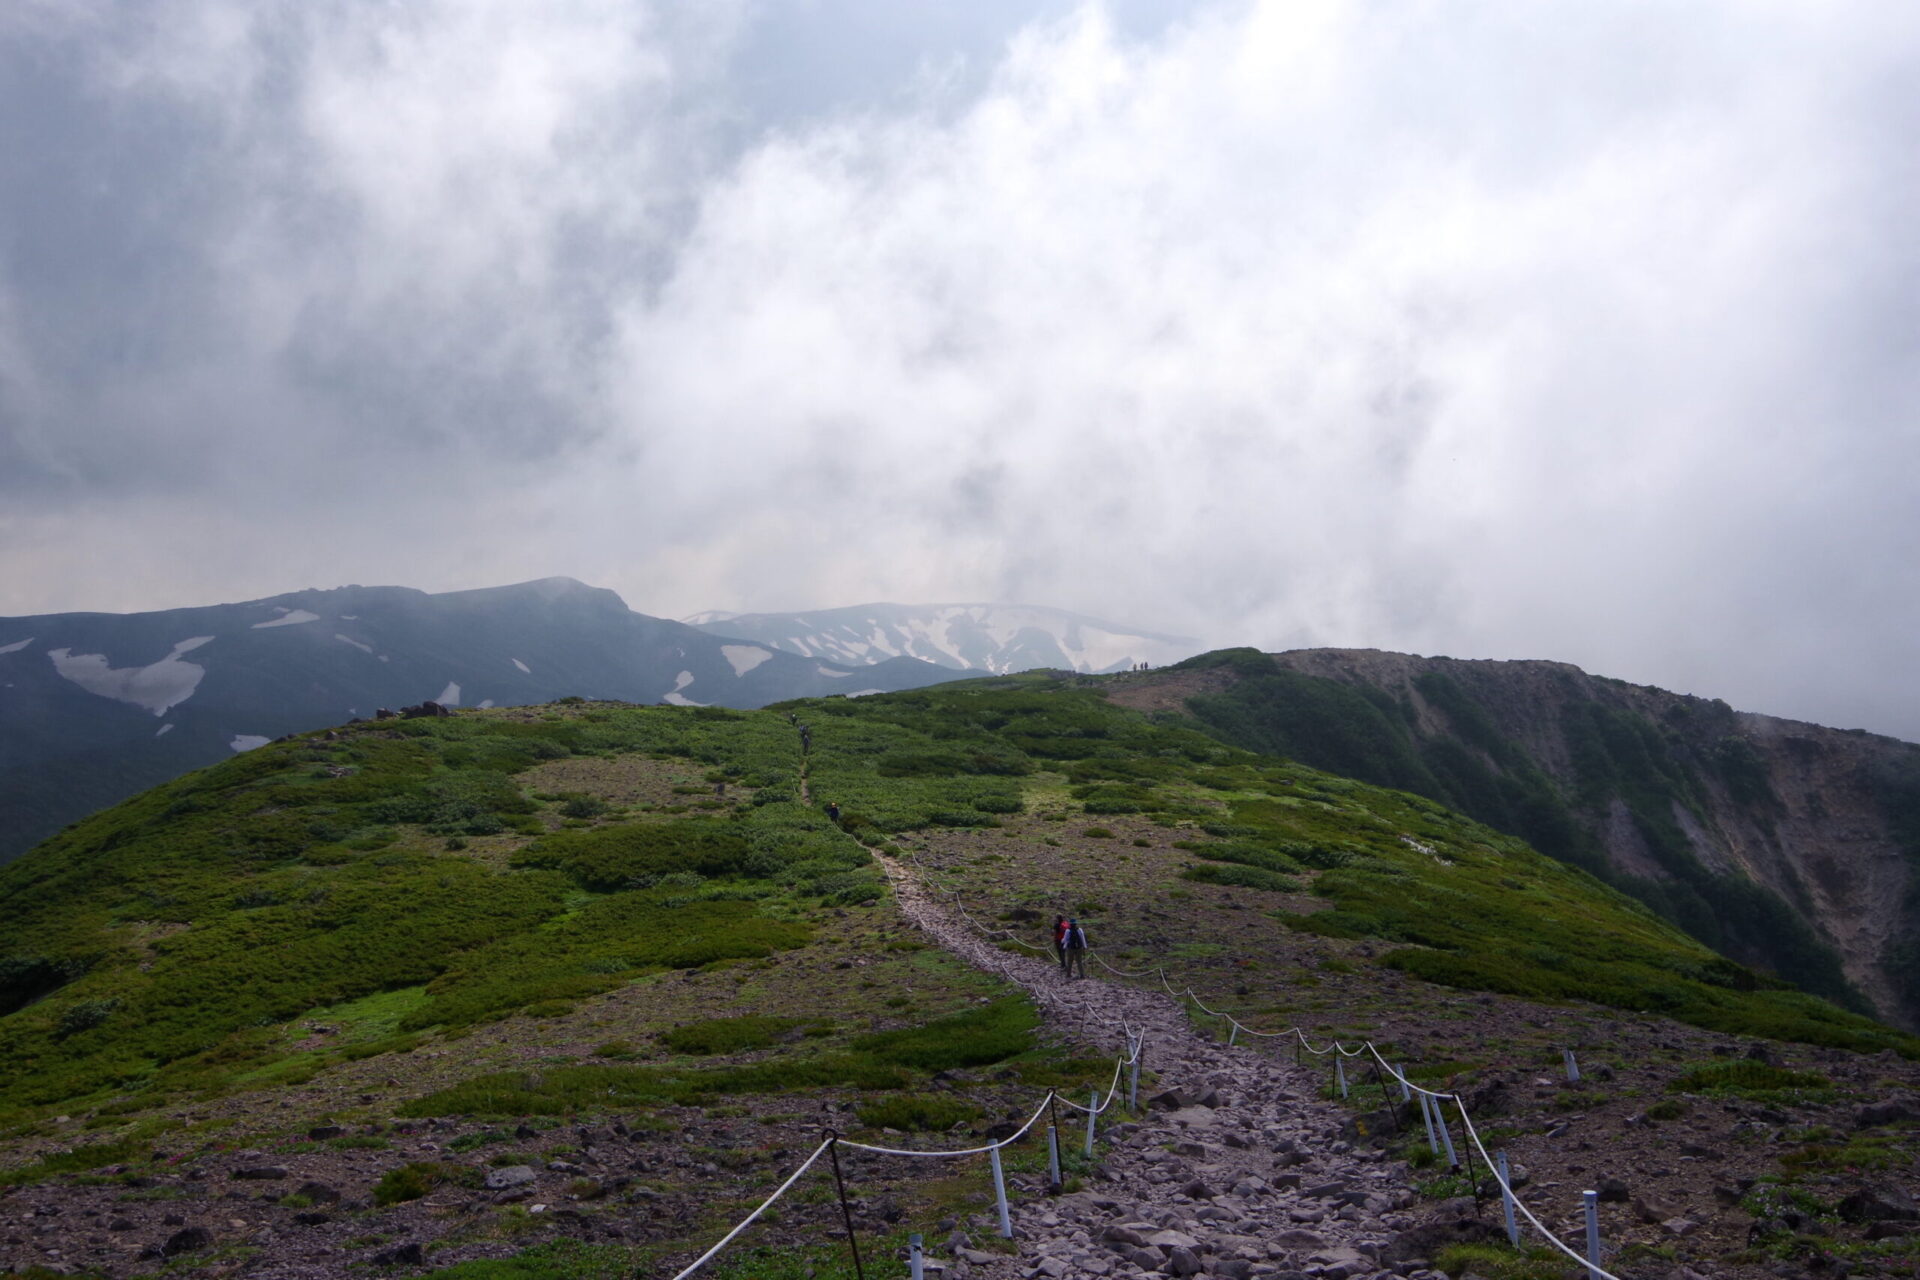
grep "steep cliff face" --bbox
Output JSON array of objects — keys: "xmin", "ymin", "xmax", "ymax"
[{"xmin": 1121, "ymin": 648, "xmax": 1920, "ymax": 1030}]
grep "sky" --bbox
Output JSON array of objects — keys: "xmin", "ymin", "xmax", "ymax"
[{"xmin": 2, "ymin": 0, "xmax": 1918, "ymax": 739}]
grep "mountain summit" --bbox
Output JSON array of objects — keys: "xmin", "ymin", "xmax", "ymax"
[{"xmin": 687, "ymin": 602, "xmax": 1196, "ymax": 674}]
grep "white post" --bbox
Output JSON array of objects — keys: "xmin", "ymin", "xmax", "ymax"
[
  {"xmin": 1583, "ymin": 1189, "xmax": 1602, "ymax": 1279},
  {"xmin": 1228, "ymin": 1023, "xmax": 1238, "ymax": 1047},
  {"xmin": 1128, "ymin": 1045, "xmax": 1141, "ymax": 1111},
  {"xmin": 909, "ymin": 1232, "xmax": 925, "ymax": 1280},
  {"xmin": 1498, "ymin": 1151, "xmax": 1519, "ymax": 1245},
  {"xmin": 1335, "ymin": 1057, "xmax": 1348, "ymax": 1099},
  {"xmin": 1395, "ymin": 1064, "xmax": 1411, "ymax": 1102},
  {"xmin": 1419, "ymin": 1090, "xmax": 1439, "ymax": 1154},
  {"xmin": 1047, "ymin": 1124, "xmax": 1061, "ymax": 1190},
  {"xmin": 989, "ymin": 1144, "xmax": 1012, "ymax": 1238},
  {"xmin": 1436, "ymin": 1095, "xmax": 1460, "ymax": 1170},
  {"xmin": 1564, "ymin": 1048, "xmax": 1581, "ymax": 1083},
  {"xmin": 1085, "ymin": 1090, "xmax": 1098, "ymax": 1158}
]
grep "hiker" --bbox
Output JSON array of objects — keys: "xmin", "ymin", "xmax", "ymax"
[
  {"xmin": 825, "ymin": 801, "xmax": 841, "ymax": 823},
  {"xmin": 1062, "ymin": 918, "xmax": 1089, "ymax": 980},
  {"xmin": 1052, "ymin": 915, "xmax": 1069, "ymax": 972}
]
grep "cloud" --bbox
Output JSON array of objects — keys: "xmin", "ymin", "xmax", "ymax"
[{"xmin": 2, "ymin": 1, "xmax": 1918, "ymax": 738}]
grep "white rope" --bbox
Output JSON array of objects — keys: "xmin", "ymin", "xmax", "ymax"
[
  {"xmin": 669, "ymin": 1137, "xmax": 833, "ymax": 1280},
  {"xmin": 837, "ymin": 1093, "xmax": 1054, "ymax": 1158},
  {"xmin": 1451, "ymin": 1094, "xmax": 1623, "ymax": 1280}
]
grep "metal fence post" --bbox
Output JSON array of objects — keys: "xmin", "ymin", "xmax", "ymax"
[
  {"xmin": 1128, "ymin": 1044, "xmax": 1141, "ymax": 1111},
  {"xmin": 824, "ymin": 1133, "xmax": 867, "ymax": 1280},
  {"xmin": 1564, "ymin": 1048, "xmax": 1581, "ymax": 1083},
  {"xmin": 1047, "ymin": 1123, "xmax": 1061, "ymax": 1192},
  {"xmin": 1395, "ymin": 1064, "xmax": 1411, "ymax": 1102},
  {"xmin": 1228, "ymin": 1022, "xmax": 1238, "ymax": 1047},
  {"xmin": 1085, "ymin": 1089, "xmax": 1098, "ymax": 1158},
  {"xmin": 1435, "ymin": 1096, "xmax": 1460, "ymax": 1170},
  {"xmin": 1335, "ymin": 1057, "xmax": 1348, "ymax": 1099},
  {"xmin": 1497, "ymin": 1151, "xmax": 1519, "ymax": 1245},
  {"xmin": 988, "ymin": 1144, "xmax": 1012, "ymax": 1238},
  {"xmin": 1584, "ymin": 1189, "xmax": 1602, "ymax": 1279},
  {"xmin": 1419, "ymin": 1090, "xmax": 1440, "ymax": 1154},
  {"xmin": 909, "ymin": 1233, "xmax": 924, "ymax": 1280}
]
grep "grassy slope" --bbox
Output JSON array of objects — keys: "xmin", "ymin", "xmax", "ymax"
[
  {"xmin": 1171, "ymin": 648, "xmax": 1886, "ymax": 1012},
  {"xmin": 1, "ymin": 680, "xmax": 1917, "ymax": 1275}
]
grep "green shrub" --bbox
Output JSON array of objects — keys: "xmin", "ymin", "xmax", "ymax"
[
  {"xmin": 374, "ymin": 1160, "xmax": 472, "ymax": 1205},
  {"xmin": 855, "ymin": 1093, "xmax": 982, "ymax": 1132},
  {"xmin": 1669, "ymin": 1061, "xmax": 1831, "ymax": 1096},
  {"xmin": 1182, "ymin": 864, "xmax": 1298, "ymax": 893},
  {"xmin": 853, "ymin": 997, "xmax": 1037, "ymax": 1071},
  {"xmin": 662, "ymin": 1016, "xmax": 804, "ymax": 1055}
]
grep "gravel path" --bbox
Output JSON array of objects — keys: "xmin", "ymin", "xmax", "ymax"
[{"xmin": 878, "ymin": 856, "xmax": 1453, "ymax": 1280}]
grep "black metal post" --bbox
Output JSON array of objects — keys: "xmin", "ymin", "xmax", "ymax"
[
  {"xmin": 823, "ymin": 1131, "xmax": 867, "ymax": 1280},
  {"xmin": 1366, "ymin": 1060, "xmax": 1401, "ymax": 1131}
]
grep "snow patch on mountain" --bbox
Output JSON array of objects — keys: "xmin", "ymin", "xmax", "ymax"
[
  {"xmin": 253, "ymin": 609, "xmax": 320, "ymax": 629},
  {"xmin": 156, "ymin": 723, "xmax": 173, "ymax": 737},
  {"xmin": 512, "ymin": 658, "xmax": 531, "ymax": 673},
  {"xmin": 0, "ymin": 638, "xmax": 33, "ymax": 655},
  {"xmin": 437, "ymin": 682, "xmax": 461, "ymax": 706},
  {"xmin": 720, "ymin": 644, "xmax": 773, "ymax": 676},
  {"xmin": 690, "ymin": 604, "xmax": 1195, "ymax": 675},
  {"xmin": 48, "ymin": 636, "xmax": 215, "ymax": 715},
  {"xmin": 229, "ymin": 734, "xmax": 270, "ymax": 752},
  {"xmin": 817, "ymin": 665, "xmax": 851, "ymax": 678},
  {"xmin": 336, "ymin": 634, "xmax": 373, "ymax": 654}
]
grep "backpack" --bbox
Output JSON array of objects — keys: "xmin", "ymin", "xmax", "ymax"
[{"xmin": 1066, "ymin": 922, "xmax": 1087, "ymax": 950}]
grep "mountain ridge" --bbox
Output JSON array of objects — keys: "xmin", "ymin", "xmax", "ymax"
[
  {"xmin": 0, "ymin": 577, "xmax": 966, "ymax": 864},
  {"xmin": 1107, "ymin": 646, "xmax": 1920, "ymax": 1032}
]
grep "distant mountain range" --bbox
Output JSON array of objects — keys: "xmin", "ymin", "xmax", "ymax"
[
  {"xmin": 0, "ymin": 578, "xmax": 963, "ymax": 864},
  {"xmin": 687, "ymin": 603, "xmax": 1196, "ymax": 674}
]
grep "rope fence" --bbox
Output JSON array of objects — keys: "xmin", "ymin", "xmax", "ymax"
[{"xmin": 910, "ymin": 853, "xmax": 1627, "ymax": 1280}]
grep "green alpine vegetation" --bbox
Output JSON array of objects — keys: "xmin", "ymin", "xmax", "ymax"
[{"xmin": 1, "ymin": 675, "xmax": 1913, "ymax": 1141}]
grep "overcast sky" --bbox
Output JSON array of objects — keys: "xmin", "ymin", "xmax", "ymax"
[{"xmin": 3, "ymin": 1, "xmax": 1918, "ymax": 738}]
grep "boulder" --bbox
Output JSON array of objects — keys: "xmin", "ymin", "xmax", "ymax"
[
  {"xmin": 1838, "ymin": 1186, "xmax": 1919, "ymax": 1223},
  {"xmin": 371, "ymin": 1242, "xmax": 426, "ymax": 1267},
  {"xmin": 162, "ymin": 1227, "xmax": 214, "ymax": 1257},
  {"xmin": 485, "ymin": 1165, "xmax": 538, "ymax": 1191}
]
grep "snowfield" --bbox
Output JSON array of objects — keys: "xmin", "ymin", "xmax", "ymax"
[
  {"xmin": 252, "ymin": 609, "xmax": 321, "ymax": 629},
  {"xmin": 48, "ymin": 636, "xmax": 215, "ymax": 716},
  {"xmin": 720, "ymin": 644, "xmax": 773, "ymax": 676}
]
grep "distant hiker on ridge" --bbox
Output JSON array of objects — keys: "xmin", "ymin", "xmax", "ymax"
[
  {"xmin": 825, "ymin": 801, "xmax": 841, "ymax": 823},
  {"xmin": 1062, "ymin": 918, "xmax": 1089, "ymax": 980},
  {"xmin": 1052, "ymin": 915, "xmax": 1069, "ymax": 972}
]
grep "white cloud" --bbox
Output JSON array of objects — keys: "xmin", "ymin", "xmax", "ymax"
[{"xmin": 1, "ymin": 1, "xmax": 1918, "ymax": 737}]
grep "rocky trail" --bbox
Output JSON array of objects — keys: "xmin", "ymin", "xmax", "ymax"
[{"xmin": 877, "ymin": 856, "xmax": 1473, "ymax": 1280}]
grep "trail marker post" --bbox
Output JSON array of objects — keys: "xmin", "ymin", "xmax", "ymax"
[
  {"xmin": 1228, "ymin": 1023, "xmax": 1238, "ymax": 1047},
  {"xmin": 1497, "ymin": 1152, "xmax": 1519, "ymax": 1245},
  {"xmin": 1583, "ymin": 1189, "xmax": 1603, "ymax": 1279},
  {"xmin": 1564, "ymin": 1048, "xmax": 1581, "ymax": 1083},
  {"xmin": 988, "ymin": 1145, "xmax": 1012, "ymax": 1238},
  {"xmin": 1335, "ymin": 1057, "xmax": 1348, "ymax": 1099},
  {"xmin": 909, "ymin": 1233, "xmax": 925, "ymax": 1280},
  {"xmin": 1435, "ymin": 1096, "xmax": 1460, "ymax": 1170}
]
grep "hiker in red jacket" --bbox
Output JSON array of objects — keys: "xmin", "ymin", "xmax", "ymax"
[{"xmin": 1052, "ymin": 915, "xmax": 1069, "ymax": 973}]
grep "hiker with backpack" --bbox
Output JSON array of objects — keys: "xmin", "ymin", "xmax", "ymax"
[
  {"xmin": 1052, "ymin": 915, "xmax": 1069, "ymax": 972},
  {"xmin": 1061, "ymin": 918, "xmax": 1089, "ymax": 980}
]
